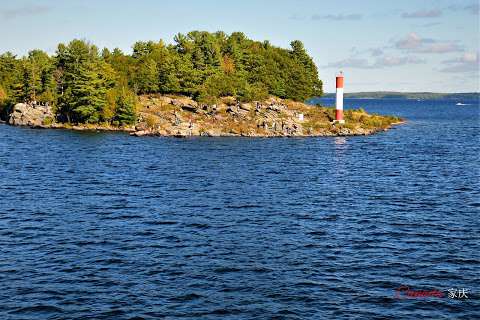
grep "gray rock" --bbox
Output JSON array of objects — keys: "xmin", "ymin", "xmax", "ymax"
[
  {"xmin": 226, "ymin": 106, "xmax": 238, "ymax": 114},
  {"xmin": 181, "ymin": 104, "xmax": 198, "ymax": 113},
  {"xmin": 267, "ymin": 104, "xmax": 283, "ymax": 112},
  {"xmin": 131, "ymin": 130, "xmax": 152, "ymax": 137},
  {"xmin": 8, "ymin": 103, "xmax": 54, "ymax": 127},
  {"xmin": 201, "ymin": 130, "xmax": 221, "ymax": 137},
  {"xmin": 239, "ymin": 103, "xmax": 252, "ymax": 111},
  {"xmin": 171, "ymin": 99, "xmax": 198, "ymax": 113}
]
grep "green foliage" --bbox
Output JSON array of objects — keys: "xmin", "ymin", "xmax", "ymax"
[
  {"xmin": 114, "ymin": 88, "xmax": 136, "ymax": 125},
  {"xmin": 42, "ymin": 116, "xmax": 54, "ymax": 126},
  {"xmin": 0, "ymin": 99, "xmax": 14, "ymax": 122},
  {"xmin": 0, "ymin": 52, "xmax": 19, "ymax": 97},
  {"xmin": 0, "ymin": 85, "xmax": 6, "ymax": 102},
  {"xmin": 133, "ymin": 58, "xmax": 159, "ymax": 94},
  {"xmin": 0, "ymin": 31, "xmax": 324, "ymax": 124},
  {"xmin": 343, "ymin": 108, "xmax": 401, "ymax": 129},
  {"xmin": 198, "ymin": 73, "xmax": 244, "ymax": 102},
  {"xmin": 55, "ymin": 40, "xmax": 115, "ymax": 123},
  {"xmin": 238, "ymin": 82, "xmax": 269, "ymax": 102},
  {"xmin": 0, "ymin": 85, "xmax": 12, "ymax": 120}
]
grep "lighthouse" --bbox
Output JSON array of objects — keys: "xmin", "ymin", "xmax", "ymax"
[{"xmin": 334, "ymin": 72, "xmax": 345, "ymax": 124}]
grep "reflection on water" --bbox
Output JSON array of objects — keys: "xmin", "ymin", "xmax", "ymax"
[
  {"xmin": 334, "ymin": 136, "xmax": 347, "ymax": 145},
  {"xmin": 333, "ymin": 136, "xmax": 347, "ymax": 150}
]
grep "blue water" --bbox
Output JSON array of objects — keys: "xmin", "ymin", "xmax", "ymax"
[{"xmin": 0, "ymin": 99, "xmax": 479, "ymax": 319}]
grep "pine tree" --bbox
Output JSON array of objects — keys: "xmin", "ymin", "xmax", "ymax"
[
  {"xmin": 290, "ymin": 40, "xmax": 323, "ymax": 99},
  {"xmin": 158, "ymin": 53, "xmax": 180, "ymax": 93},
  {"xmin": 71, "ymin": 61, "xmax": 107, "ymax": 123},
  {"xmin": 12, "ymin": 60, "xmax": 34, "ymax": 102},
  {"xmin": 133, "ymin": 58, "xmax": 158, "ymax": 94},
  {"xmin": 56, "ymin": 40, "xmax": 113, "ymax": 123},
  {"xmin": 0, "ymin": 31, "xmax": 325, "ymax": 124},
  {"xmin": 0, "ymin": 85, "xmax": 6, "ymax": 102},
  {"xmin": 0, "ymin": 52, "xmax": 19, "ymax": 96},
  {"xmin": 114, "ymin": 88, "xmax": 136, "ymax": 125}
]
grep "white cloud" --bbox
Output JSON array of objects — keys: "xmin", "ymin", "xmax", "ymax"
[
  {"xmin": 289, "ymin": 14, "xmax": 306, "ymax": 21},
  {"xmin": 440, "ymin": 52, "xmax": 479, "ymax": 73},
  {"xmin": 312, "ymin": 13, "xmax": 363, "ymax": 21},
  {"xmin": 324, "ymin": 55, "xmax": 425, "ymax": 69},
  {"xmin": 1, "ymin": 5, "xmax": 51, "ymax": 19},
  {"xmin": 402, "ymin": 10, "xmax": 442, "ymax": 18},
  {"xmin": 395, "ymin": 32, "xmax": 463, "ymax": 53},
  {"xmin": 324, "ymin": 58, "xmax": 372, "ymax": 69},
  {"xmin": 370, "ymin": 48, "xmax": 384, "ymax": 57},
  {"xmin": 465, "ymin": 3, "xmax": 480, "ymax": 14},
  {"xmin": 417, "ymin": 43, "xmax": 463, "ymax": 53},
  {"xmin": 373, "ymin": 56, "xmax": 425, "ymax": 67},
  {"xmin": 449, "ymin": 3, "xmax": 480, "ymax": 15},
  {"xmin": 395, "ymin": 32, "xmax": 424, "ymax": 50},
  {"xmin": 421, "ymin": 22, "xmax": 441, "ymax": 28}
]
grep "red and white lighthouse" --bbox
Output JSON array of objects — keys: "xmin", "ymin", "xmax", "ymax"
[{"xmin": 335, "ymin": 72, "xmax": 345, "ymax": 124}]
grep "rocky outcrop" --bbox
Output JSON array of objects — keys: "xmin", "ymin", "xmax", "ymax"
[
  {"xmin": 131, "ymin": 95, "xmax": 403, "ymax": 137},
  {"xmin": 4, "ymin": 94, "xmax": 403, "ymax": 137},
  {"xmin": 8, "ymin": 103, "xmax": 54, "ymax": 127}
]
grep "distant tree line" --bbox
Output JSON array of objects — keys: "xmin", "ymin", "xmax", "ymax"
[
  {"xmin": 0, "ymin": 31, "xmax": 323, "ymax": 124},
  {"xmin": 320, "ymin": 92, "xmax": 480, "ymax": 100}
]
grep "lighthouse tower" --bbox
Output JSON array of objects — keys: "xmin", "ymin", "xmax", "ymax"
[{"xmin": 334, "ymin": 72, "xmax": 345, "ymax": 124}]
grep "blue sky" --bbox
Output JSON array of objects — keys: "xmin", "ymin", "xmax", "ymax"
[{"xmin": 0, "ymin": 0, "xmax": 478, "ymax": 92}]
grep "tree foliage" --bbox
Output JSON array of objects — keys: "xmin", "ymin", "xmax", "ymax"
[
  {"xmin": 114, "ymin": 87, "xmax": 137, "ymax": 125},
  {"xmin": 0, "ymin": 32, "xmax": 323, "ymax": 124}
]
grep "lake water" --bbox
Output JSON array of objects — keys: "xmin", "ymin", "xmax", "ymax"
[{"xmin": 0, "ymin": 99, "xmax": 479, "ymax": 319}]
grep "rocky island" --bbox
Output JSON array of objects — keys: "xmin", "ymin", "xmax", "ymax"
[
  {"xmin": 0, "ymin": 31, "xmax": 402, "ymax": 137},
  {"xmin": 6, "ymin": 95, "xmax": 401, "ymax": 137}
]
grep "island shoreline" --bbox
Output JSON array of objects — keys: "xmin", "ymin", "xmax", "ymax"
[
  {"xmin": 2, "ymin": 117, "xmax": 405, "ymax": 138},
  {"xmin": 4, "ymin": 94, "xmax": 405, "ymax": 138}
]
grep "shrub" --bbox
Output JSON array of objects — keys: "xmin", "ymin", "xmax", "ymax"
[
  {"xmin": 0, "ymin": 85, "xmax": 6, "ymax": 103},
  {"xmin": 145, "ymin": 114, "xmax": 160, "ymax": 129},
  {"xmin": 42, "ymin": 117, "xmax": 54, "ymax": 126},
  {"xmin": 114, "ymin": 87, "xmax": 137, "ymax": 125}
]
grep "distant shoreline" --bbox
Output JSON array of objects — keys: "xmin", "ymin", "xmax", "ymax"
[{"xmin": 318, "ymin": 92, "xmax": 479, "ymax": 101}]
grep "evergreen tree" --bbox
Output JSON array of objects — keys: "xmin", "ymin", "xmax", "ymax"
[
  {"xmin": 12, "ymin": 59, "xmax": 34, "ymax": 102},
  {"xmin": 133, "ymin": 58, "xmax": 159, "ymax": 94},
  {"xmin": 290, "ymin": 40, "xmax": 323, "ymax": 99},
  {"xmin": 0, "ymin": 31, "xmax": 324, "ymax": 124},
  {"xmin": 158, "ymin": 52, "xmax": 180, "ymax": 93},
  {"xmin": 0, "ymin": 52, "xmax": 19, "ymax": 95},
  {"xmin": 71, "ymin": 61, "xmax": 107, "ymax": 123},
  {"xmin": 101, "ymin": 48, "xmax": 111, "ymax": 62},
  {"xmin": 114, "ymin": 87, "xmax": 136, "ymax": 125},
  {"xmin": 0, "ymin": 84, "xmax": 11, "ymax": 120},
  {"xmin": 56, "ymin": 40, "xmax": 114, "ymax": 123},
  {"xmin": 0, "ymin": 85, "xmax": 6, "ymax": 102}
]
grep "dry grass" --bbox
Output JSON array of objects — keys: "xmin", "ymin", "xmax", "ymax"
[
  {"xmin": 145, "ymin": 114, "xmax": 161, "ymax": 129},
  {"xmin": 135, "ymin": 94, "xmax": 402, "ymax": 136}
]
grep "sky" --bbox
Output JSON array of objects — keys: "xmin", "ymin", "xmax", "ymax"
[{"xmin": 0, "ymin": 0, "xmax": 478, "ymax": 93}]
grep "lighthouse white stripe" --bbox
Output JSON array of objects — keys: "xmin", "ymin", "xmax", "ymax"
[{"xmin": 336, "ymin": 88, "xmax": 344, "ymax": 110}]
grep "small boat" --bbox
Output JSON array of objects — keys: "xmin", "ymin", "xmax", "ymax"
[{"xmin": 456, "ymin": 102, "xmax": 469, "ymax": 106}]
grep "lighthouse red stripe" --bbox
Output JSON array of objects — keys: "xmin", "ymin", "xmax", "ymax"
[
  {"xmin": 336, "ymin": 77, "xmax": 344, "ymax": 88},
  {"xmin": 335, "ymin": 109, "xmax": 343, "ymax": 121}
]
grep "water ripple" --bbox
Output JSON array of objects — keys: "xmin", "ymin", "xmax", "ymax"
[{"xmin": 0, "ymin": 99, "xmax": 479, "ymax": 319}]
